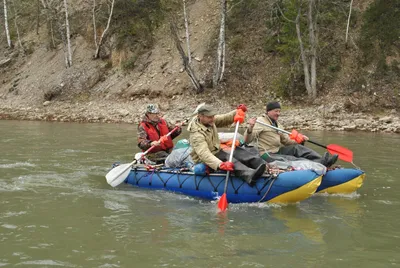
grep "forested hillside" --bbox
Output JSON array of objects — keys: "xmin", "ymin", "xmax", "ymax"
[{"xmin": 0, "ymin": 0, "xmax": 399, "ymax": 117}]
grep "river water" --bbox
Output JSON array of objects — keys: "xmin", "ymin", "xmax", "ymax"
[{"xmin": 1, "ymin": 120, "xmax": 399, "ymax": 267}]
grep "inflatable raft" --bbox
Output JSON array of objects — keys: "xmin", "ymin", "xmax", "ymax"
[
  {"xmin": 123, "ymin": 166, "xmax": 322, "ymax": 204},
  {"xmin": 317, "ymin": 168, "xmax": 365, "ymax": 194}
]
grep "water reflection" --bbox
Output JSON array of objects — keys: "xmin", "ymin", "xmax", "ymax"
[{"xmin": 272, "ymin": 206, "xmax": 324, "ymax": 244}]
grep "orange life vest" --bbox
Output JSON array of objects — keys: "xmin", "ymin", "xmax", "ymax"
[
  {"xmin": 220, "ymin": 140, "xmax": 240, "ymax": 151},
  {"xmin": 141, "ymin": 119, "xmax": 174, "ymax": 153}
]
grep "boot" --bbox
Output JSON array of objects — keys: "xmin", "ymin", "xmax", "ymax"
[
  {"xmin": 237, "ymin": 164, "xmax": 266, "ymax": 186},
  {"xmin": 319, "ymin": 152, "xmax": 330, "ymax": 166},
  {"xmin": 248, "ymin": 157, "xmax": 267, "ymax": 170},
  {"xmin": 326, "ymin": 154, "xmax": 338, "ymax": 167},
  {"xmin": 254, "ymin": 163, "xmax": 267, "ymax": 179}
]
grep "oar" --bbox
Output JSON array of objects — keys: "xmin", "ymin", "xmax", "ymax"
[
  {"xmin": 218, "ymin": 121, "xmax": 240, "ymax": 212},
  {"xmin": 255, "ymin": 120, "xmax": 353, "ymax": 163},
  {"xmin": 105, "ymin": 123, "xmax": 184, "ymax": 187}
]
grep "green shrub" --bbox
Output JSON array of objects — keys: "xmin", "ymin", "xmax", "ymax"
[{"xmin": 359, "ymin": 0, "xmax": 400, "ymax": 65}]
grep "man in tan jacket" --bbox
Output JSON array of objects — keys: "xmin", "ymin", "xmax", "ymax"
[
  {"xmin": 188, "ymin": 103, "xmax": 266, "ymax": 186},
  {"xmin": 244, "ymin": 101, "xmax": 338, "ymax": 167}
]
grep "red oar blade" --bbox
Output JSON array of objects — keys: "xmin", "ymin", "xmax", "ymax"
[
  {"xmin": 218, "ymin": 193, "xmax": 228, "ymax": 212},
  {"xmin": 327, "ymin": 144, "xmax": 353, "ymax": 163}
]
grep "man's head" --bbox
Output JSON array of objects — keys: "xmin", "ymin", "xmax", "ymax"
[
  {"xmin": 266, "ymin": 101, "xmax": 281, "ymax": 121},
  {"xmin": 196, "ymin": 104, "xmax": 217, "ymax": 127},
  {"xmin": 146, "ymin": 104, "xmax": 161, "ymax": 122}
]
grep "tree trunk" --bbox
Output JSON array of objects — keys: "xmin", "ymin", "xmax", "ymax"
[
  {"xmin": 169, "ymin": 20, "xmax": 203, "ymax": 93},
  {"xmin": 11, "ymin": 0, "xmax": 24, "ymax": 53},
  {"xmin": 183, "ymin": 0, "xmax": 191, "ymax": 64},
  {"xmin": 3, "ymin": 0, "xmax": 13, "ymax": 48},
  {"xmin": 94, "ymin": 0, "xmax": 115, "ymax": 59},
  {"xmin": 345, "ymin": 0, "xmax": 353, "ymax": 47},
  {"xmin": 92, "ymin": 0, "xmax": 98, "ymax": 48},
  {"xmin": 36, "ymin": 0, "xmax": 40, "ymax": 34},
  {"xmin": 50, "ymin": 18, "xmax": 55, "ymax": 48},
  {"xmin": 63, "ymin": 0, "xmax": 72, "ymax": 66},
  {"xmin": 213, "ymin": 0, "xmax": 227, "ymax": 86},
  {"xmin": 295, "ymin": 7, "xmax": 312, "ymax": 96},
  {"xmin": 308, "ymin": 0, "xmax": 317, "ymax": 98},
  {"xmin": 40, "ymin": 0, "xmax": 47, "ymax": 8}
]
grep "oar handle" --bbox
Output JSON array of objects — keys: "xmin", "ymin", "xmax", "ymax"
[
  {"xmin": 306, "ymin": 139, "xmax": 327, "ymax": 149},
  {"xmin": 255, "ymin": 120, "xmax": 291, "ymax": 135}
]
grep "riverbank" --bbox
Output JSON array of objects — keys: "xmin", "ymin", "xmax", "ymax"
[{"xmin": 1, "ymin": 93, "xmax": 399, "ymax": 133}]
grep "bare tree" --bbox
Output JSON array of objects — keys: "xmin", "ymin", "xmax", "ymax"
[
  {"xmin": 94, "ymin": 0, "xmax": 115, "ymax": 59},
  {"xmin": 213, "ymin": 0, "xmax": 227, "ymax": 86},
  {"xmin": 41, "ymin": 0, "xmax": 60, "ymax": 49},
  {"xmin": 92, "ymin": 0, "xmax": 98, "ymax": 49},
  {"xmin": 10, "ymin": 0, "xmax": 24, "ymax": 52},
  {"xmin": 183, "ymin": 0, "xmax": 191, "ymax": 64},
  {"xmin": 63, "ymin": 0, "xmax": 72, "ymax": 66},
  {"xmin": 3, "ymin": 0, "xmax": 13, "ymax": 48},
  {"xmin": 36, "ymin": 0, "xmax": 41, "ymax": 34},
  {"xmin": 40, "ymin": 0, "xmax": 47, "ymax": 8},
  {"xmin": 277, "ymin": 0, "xmax": 318, "ymax": 98},
  {"xmin": 307, "ymin": 0, "xmax": 317, "ymax": 98},
  {"xmin": 40, "ymin": 0, "xmax": 73, "ymax": 66},
  {"xmin": 170, "ymin": 19, "xmax": 203, "ymax": 93},
  {"xmin": 345, "ymin": 0, "xmax": 353, "ymax": 46}
]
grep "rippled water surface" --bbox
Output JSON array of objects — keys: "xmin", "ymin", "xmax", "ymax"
[{"xmin": 1, "ymin": 120, "xmax": 399, "ymax": 267}]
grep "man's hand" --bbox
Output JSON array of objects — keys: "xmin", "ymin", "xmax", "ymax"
[
  {"xmin": 174, "ymin": 120, "xmax": 185, "ymax": 128},
  {"xmin": 234, "ymin": 109, "xmax": 245, "ymax": 124},
  {"xmin": 237, "ymin": 104, "xmax": 248, "ymax": 112},
  {"xmin": 289, "ymin": 129, "xmax": 309, "ymax": 144},
  {"xmin": 247, "ymin": 117, "xmax": 256, "ymax": 133},
  {"xmin": 159, "ymin": 135, "xmax": 169, "ymax": 145},
  {"xmin": 150, "ymin": 140, "xmax": 161, "ymax": 146},
  {"xmin": 219, "ymin": 161, "xmax": 235, "ymax": 171}
]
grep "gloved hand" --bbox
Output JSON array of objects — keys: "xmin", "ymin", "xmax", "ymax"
[
  {"xmin": 159, "ymin": 135, "xmax": 169, "ymax": 145},
  {"xmin": 234, "ymin": 109, "xmax": 245, "ymax": 123},
  {"xmin": 289, "ymin": 129, "xmax": 306, "ymax": 144},
  {"xmin": 219, "ymin": 161, "xmax": 234, "ymax": 171},
  {"xmin": 237, "ymin": 104, "xmax": 248, "ymax": 112}
]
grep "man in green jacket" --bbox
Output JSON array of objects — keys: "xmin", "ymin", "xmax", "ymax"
[
  {"xmin": 244, "ymin": 101, "xmax": 338, "ymax": 168},
  {"xmin": 188, "ymin": 103, "xmax": 266, "ymax": 186}
]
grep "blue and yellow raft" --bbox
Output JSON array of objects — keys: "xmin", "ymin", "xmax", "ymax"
[
  {"xmin": 317, "ymin": 168, "xmax": 365, "ymax": 194},
  {"xmin": 124, "ymin": 167, "xmax": 322, "ymax": 204}
]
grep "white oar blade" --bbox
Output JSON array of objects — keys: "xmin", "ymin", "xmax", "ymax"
[{"xmin": 105, "ymin": 163, "xmax": 132, "ymax": 187}]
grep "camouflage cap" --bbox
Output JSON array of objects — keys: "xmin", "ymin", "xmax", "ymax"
[
  {"xmin": 197, "ymin": 104, "xmax": 217, "ymax": 116},
  {"xmin": 146, "ymin": 104, "xmax": 160, "ymax": 114}
]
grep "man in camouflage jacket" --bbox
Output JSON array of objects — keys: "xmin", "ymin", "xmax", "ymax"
[
  {"xmin": 244, "ymin": 101, "xmax": 338, "ymax": 167},
  {"xmin": 188, "ymin": 103, "xmax": 266, "ymax": 185}
]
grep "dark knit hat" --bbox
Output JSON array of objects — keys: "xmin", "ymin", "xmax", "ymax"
[{"xmin": 266, "ymin": 101, "xmax": 281, "ymax": 112}]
